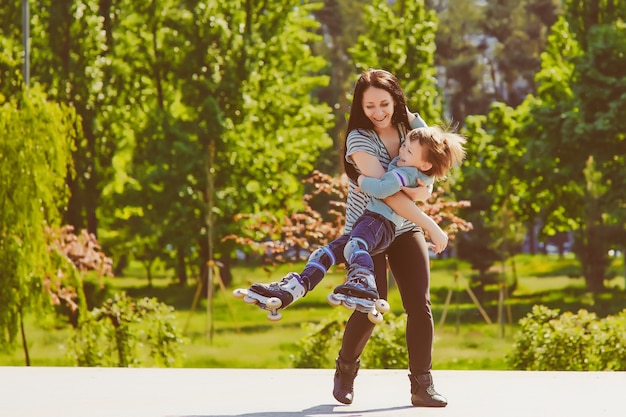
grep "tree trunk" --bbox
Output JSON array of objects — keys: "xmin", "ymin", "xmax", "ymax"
[
  {"xmin": 219, "ymin": 256, "xmax": 233, "ymax": 287},
  {"xmin": 19, "ymin": 307, "xmax": 30, "ymax": 366},
  {"xmin": 579, "ymin": 224, "xmax": 608, "ymax": 293},
  {"xmin": 176, "ymin": 247, "xmax": 188, "ymax": 286}
]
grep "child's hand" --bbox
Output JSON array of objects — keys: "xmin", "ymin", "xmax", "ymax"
[{"xmin": 354, "ymin": 174, "xmax": 365, "ymax": 192}]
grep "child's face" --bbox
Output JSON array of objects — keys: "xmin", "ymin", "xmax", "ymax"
[
  {"xmin": 362, "ymin": 86, "xmax": 395, "ymax": 130},
  {"xmin": 397, "ymin": 140, "xmax": 432, "ymax": 172}
]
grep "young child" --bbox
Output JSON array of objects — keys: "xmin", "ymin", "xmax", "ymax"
[{"xmin": 246, "ymin": 126, "xmax": 466, "ymax": 308}]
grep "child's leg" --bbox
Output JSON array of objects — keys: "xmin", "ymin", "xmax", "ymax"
[
  {"xmin": 334, "ymin": 214, "xmax": 395, "ymax": 299},
  {"xmin": 247, "ymin": 272, "xmax": 307, "ymax": 308},
  {"xmin": 247, "ymin": 235, "xmax": 349, "ymax": 308},
  {"xmin": 335, "ymin": 236, "xmax": 379, "ymax": 299},
  {"xmin": 301, "ymin": 235, "xmax": 348, "ymax": 290}
]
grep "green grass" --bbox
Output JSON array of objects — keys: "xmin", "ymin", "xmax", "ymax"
[{"xmin": 1, "ymin": 254, "xmax": 624, "ymax": 369}]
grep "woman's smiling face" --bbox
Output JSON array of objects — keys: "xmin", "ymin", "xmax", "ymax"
[{"xmin": 362, "ymin": 86, "xmax": 395, "ymax": 130}]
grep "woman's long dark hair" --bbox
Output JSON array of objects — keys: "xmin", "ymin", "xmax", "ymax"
[{"xmin": 342, "ymin": 69, "xmax": 410, "ymax": 181}]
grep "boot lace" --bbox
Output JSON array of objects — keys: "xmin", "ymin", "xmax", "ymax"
[{"xmin": 347, "ymin": 267, "xmax": 374, "ymax": 289}]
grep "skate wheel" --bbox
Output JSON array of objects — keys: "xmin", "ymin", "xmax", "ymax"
[
  {"xmin": 243, "ymin": 295, "xmax": 257, "ymax": 304},
  {"xmin": 375, "ymin": 299, "xmax": 390, "ymax": 314},
  {"xmin": 368, "ymin": 311, "xmax": 383, "ymax": 324},
  {"xmin": 266, "ymin": 297, "xmax": 282, "ymax": 309},
  {"xmin": 327, "ymin": 293, "xmax": 341, "ymax": 307},
  {"xmin": 268, "ymin": 311, "xmax": 282, "ymax": 321},
  {"xmin": 342, "ymin": 300, "xmax": 357, "ymax": 310},
  {"xmin": 233, "ymin": 289, "xmax": 247, "ymax": 299}
]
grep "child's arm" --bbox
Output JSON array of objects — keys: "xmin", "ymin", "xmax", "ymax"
[
  {"xmin": 357, "ymin": 170, "xmax": 407, "ymax": 199},
  {"xmin": 407, "ymin": 108, "xmax": 428, "ymax": 129}
]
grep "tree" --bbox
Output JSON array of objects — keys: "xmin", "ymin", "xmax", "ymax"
[
  {"xmin": 0, "ymin": 87, "xmax": 76, "ymax": 362},
  {"xmin": 459, "ymin": 102, "xmax": 528, "ymax": 282},
  {"xmin": 24, "ymin": 0, "xmax": 113, "ymax": 235},
  {"xmin": 349, "ymin": 0, "xmax": 443, "ymax": 123},
  {"xmin": 433, "ymin": 0, "xmax": 561, "ymax": 123},
  {"xmin": 99, "ymin": 0, "xmax": 334, "ymax": 286},
  {"xmin": 482, "ymin": 0, "xmax": 561, "ymax": 106},
  {"xmin": 435, "ymin": 0, "xmax": 492, "ymax": 122},
  {"xmin": 310, "ymin": 0, "xmax": 364, "ymax": 174},
  {"xmin": 228, "ymin": 171, "xmax": 472, "ymax": 268},
  {"xmin": 522, "ymin": 6, "xmax": 626, "ymax": 292}
]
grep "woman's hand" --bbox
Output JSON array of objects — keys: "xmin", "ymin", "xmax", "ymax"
[
  {"xmin": 355, "ymin": 175, "xmax": 364, "ymax": 193},
  {"xmin": 402, "ymin": 182, "xmax": 432, "ymax": 202},
  {"xmin": 427, "ymin": 227, "xmax": 449, "ymax": 254}
]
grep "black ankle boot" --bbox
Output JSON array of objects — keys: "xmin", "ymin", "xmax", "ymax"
[
  {"xmin": 409, "ymin": 372, "xmax": 447, "ymax": 407},
  {"xmin": 333, "ymin": 357, "xmax": 360, "ymax": 404}
]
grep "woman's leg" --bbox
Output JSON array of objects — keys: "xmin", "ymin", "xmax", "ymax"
[
  {"xmin": 386, "ymin": 230, "xmax": 446, "ymax": 407},
  {"xmin": 333, "ymin": 252, "xmax": 387, "ymax": 404},
  {"xmin": 386, "ymin": 230, "xmax": 433, "ymax": 374}
]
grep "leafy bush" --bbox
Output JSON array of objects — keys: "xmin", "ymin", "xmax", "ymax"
[
  {"xmin": 68, "ymin": 292, "xmax": 184, "ymax": 367},
  {"xmin": 292, "ymin": 313, "xmax": 410, "ymax": 369},
  {"xmin": 507, "ymin": 305, "xmax": 626, "ymax": 370},
  {"xmin": 291, "ymin": 316, "xmax": 343, "ymax": 368},
  {"xmin": 361, "ymin": 313, "xmax": 408, "ymax": 369}
]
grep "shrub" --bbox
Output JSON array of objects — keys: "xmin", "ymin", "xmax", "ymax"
[
  {"xmin": 361, "ymin": 313, "xmax": 408, "ymax": 369},
  {"xmin": 507, "ymin": 305, "xmax": 626, "ymax": 370},
  {"xmin": 291, "ymin": 316, "xmax": 343, "ymax": 368},
  {"xmin": 292, "ymin": 313, "xmax": 410, "ymax": 369},
  {"xmin": 68, "ymin": 292, "xmax": 184, "ymax": 367}
]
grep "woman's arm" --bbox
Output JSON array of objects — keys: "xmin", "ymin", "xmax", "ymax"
[
  {"xmin": 401, "ymin": 183, "xmax": 432, "ymax": 202},
  {"xmin": 382, "ymin": 193, "xmax": 448, "ymax": 253}
]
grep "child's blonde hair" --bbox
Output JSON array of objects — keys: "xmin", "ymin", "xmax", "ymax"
[{"xmin": 406, "ymin": 126, "xmax": 466, "ymax": 179}]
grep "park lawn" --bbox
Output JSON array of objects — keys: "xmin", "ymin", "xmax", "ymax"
[{"xmin": 1, "ymin": 254, "xmax": 623, "ymax": 369}]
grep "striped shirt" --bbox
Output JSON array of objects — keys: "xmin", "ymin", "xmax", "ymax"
[{"xmin": 344, "ymin": 122, "xmax": 422, "ymax": 237}]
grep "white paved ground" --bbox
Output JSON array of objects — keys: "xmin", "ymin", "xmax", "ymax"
[{"xmin": 0, "ymin": 367, "xmax": 623, "ymax": 417}]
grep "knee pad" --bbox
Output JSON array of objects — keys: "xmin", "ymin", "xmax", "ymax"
[
  {"xmin": 343, "ymin": 237, "xmax": 369, "ymax": 264},
  {"xmin": 307, "ymin": 246, "xmax": 336, "ymax": 273}
]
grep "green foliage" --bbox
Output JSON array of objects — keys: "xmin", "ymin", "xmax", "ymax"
[
  {"xmin": 97, "ymin": 0, "xmax": 335, "ymax": 280},
  {"xmin": 291, "ymin": 316, "xmax": 343, "ymax": 368},
  {"xmin": 349, "ymin": 0, "xmax": 442, "ymax": 123},
  {"xmin": 0, "ymin": 36, "xmax": 24, "ymax": 99},
  {"xmin": 215, "ymin": 1, "xmax": 334, "ymax": 215},
  {"xmin": 27, "ymin": 0, "xmax": 111, "ymax": 232},
  {"xmin": 68, "ymin": 292, "xmax": 184, "ymax": 367},
  {"xmin": 292, "ymin": 313, "xmax": 410, "ymax": 370},
  {"xmin": 508, "ymin": 305, "xmax": 626, "ymax": 370},
  {"xmin": 520, "ymin": 9, "xmax": 626, "ymax": 291},
  {"xmin": 361, "ymin": 313, "xmax": 408, "ymax": 369},
  {"xmin": 460, "ymin": 3, "xmax": 626, "ymax": 292},
  {"xmin": 459, "ymin": 103, "xmax": 527, "ymax": 277},
  {"xmin": 435, "ymin": 0, "xmax": 492, "ymax": 121},
  {"xmin": 0, "ymin": 87, "xmax": 76, "ymax": 349}
]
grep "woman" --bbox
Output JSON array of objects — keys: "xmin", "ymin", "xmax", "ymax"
[
  {"xmin": 244, "ymin": 69, "xmax": 447, "ymax": 407},
  {"xmin": 332, "ymin": 69, "xmax": 447, "ymax": 408}
]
